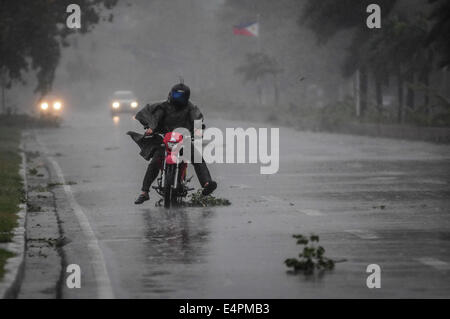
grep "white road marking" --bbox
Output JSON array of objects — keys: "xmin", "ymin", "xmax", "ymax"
[
  {"xmin": 367, "ymin": 177, "xmax": 398, "ymax": 182},
  {"xmin": 36, "ymin": 135, "xmax": 114, "ymax": 299},
  {"xmin": 415, "ymin": 179, "xmax": 447, "ymax": 185},
  {"xmin": 260, "ymin": 196, "xmax": 324, "ymax": 216},
  {"xmin": 297, "ymin": 209, "xmax": 324, "ymax": 216},
  {"xmin": 417, "ymin": 257, "xmax": 450, "ymax": 271},
  {"xmin": 260, "ymin": 195, "xmax": 283, "ymax": 202},
  {"xmin": 100, "ymin": 238, "xmax": 150, "ymax": 243},
  {"xmin": 230, "ymin": 184, "xmax": 250, "ymax": 189},
  {"xmin": 345, "ymin": 229, "xmax": 379, "ymax": 240}
]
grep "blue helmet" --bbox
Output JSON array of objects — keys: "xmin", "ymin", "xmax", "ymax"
[{"xmin": 169, "ymin": 83, "xmax": 190, "ymax": 107}]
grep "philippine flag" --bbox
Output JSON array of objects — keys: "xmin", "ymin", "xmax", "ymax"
[{"xmin": 233, "ymin": 21, "xmax": 259, "ymax": 37}]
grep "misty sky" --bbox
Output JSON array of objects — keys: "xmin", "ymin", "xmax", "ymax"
[{"xmin": 11, "ymin": 0, "xmax": 424, "ymax": 114}]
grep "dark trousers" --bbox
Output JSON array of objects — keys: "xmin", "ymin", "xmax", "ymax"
[{"xmin": 141, "ymin": 146, "xmax": 212, "ymax": 192}]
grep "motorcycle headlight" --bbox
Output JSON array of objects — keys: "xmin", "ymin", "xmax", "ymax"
[
  {"xmin": 40, "ymin": 102, "xmax": 49, "ymax": 110},
  {"xmin": 53, "ymin": 101, "xmax": 62, "ymax": 110},
  {"xmin": 131, "ymin": 101, "xmax": 138, "ymax": 108},
  {"xmin": 167, "ymin": 141, "xmax": 178, "ymax": 150},
  {"xmin": 112, "ymin": 101, "xmax": 120, "ymax": 109}
]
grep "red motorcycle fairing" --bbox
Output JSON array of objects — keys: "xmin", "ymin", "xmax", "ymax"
[{"xmin": 163, "ymin": 132, "xmax": 184, "ymax": 164}]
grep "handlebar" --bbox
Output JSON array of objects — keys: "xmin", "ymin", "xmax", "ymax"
[{"xmin": 144, "ymin": 132, "xmax": 196, "ymax": 142}]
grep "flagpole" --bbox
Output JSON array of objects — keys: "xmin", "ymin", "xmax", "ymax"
[
  {"xmin": 256, "ymin": 13, "xmax": 261, "ymax": 53},
  {"xmin": 256, "ymin": 13, "xmax": 263, "ymax": 105}
]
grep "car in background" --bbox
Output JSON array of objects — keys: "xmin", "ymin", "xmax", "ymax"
[
  {"xmin": 37, "ymin": 95, "xmax": 64, "ymax": 125},
  {"xmin": 110, "ymin": 90, "xmax": 139, "ymax": 114}
]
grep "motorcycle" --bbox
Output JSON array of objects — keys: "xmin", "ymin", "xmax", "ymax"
[{"xmin": 127, "ymin": 130, "xmax": 193, "ymax": 208}]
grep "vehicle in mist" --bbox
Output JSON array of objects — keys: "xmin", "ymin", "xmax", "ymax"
[
  {"xmin": 110, "ymin": 90, "xmax": 139, "ymax": 115},
  {"xmin": 37, "ymin": 95, "xmax": 64, "ymax": 125}
]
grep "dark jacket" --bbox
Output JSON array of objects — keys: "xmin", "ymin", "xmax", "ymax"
[
  {"xmin": 127, "ymin": 100, "xmax": 204, "ymax": 161},
  {"xmin": 134, "ymin": 100, "xmax": 203, "ymax": 135},
  {"xmin": 126, "ymin": 131, "xmax": 163, "ymax": 161}
]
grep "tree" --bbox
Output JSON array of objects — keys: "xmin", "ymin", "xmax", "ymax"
[
  {"xmin": 358, "ymin": 15, "xmax": 430, "ymax": 123},
  {"xmin": 235, "ymin": 52, "xmax": 283, "ymax": 107},
  {"xmin": 299, "ymin": 0, "xmax": 450, "ymax": 124},
  {"xmin": 0, "ymin": 0, "xmax": 118, "ymax": 112},
  {"xmin": 299, "ymin": 0, "xmax": 398, "ymax": 118},
  {"xmin": 426, "ymin": 0, "xmax": 450, "ymax": 68},
  {"xmin": 300, "ymin": 0, "xmax": 396, "ymax": 43}
]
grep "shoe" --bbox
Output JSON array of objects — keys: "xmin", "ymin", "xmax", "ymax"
[
  {"xmin": 202, "ymin": 181, "xmax": 217, "ymax": 196},
  {"xmin": 134, "ymin": 193, "xmax": 150, "ymax": 204}
]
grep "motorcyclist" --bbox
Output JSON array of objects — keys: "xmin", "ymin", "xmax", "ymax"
[{"xmin": 133, "ymin": 82, "xmax": 217, "ymax": 204}]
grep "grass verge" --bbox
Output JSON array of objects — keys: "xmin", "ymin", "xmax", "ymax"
[
  {"xmin": 0, "ymin": 249, "xmax": 15, "ymax": 279},
  {"xmin": 0, "ymin": 126, "xmax": 22, "ymax": 279}
]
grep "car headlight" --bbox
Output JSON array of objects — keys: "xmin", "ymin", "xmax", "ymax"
[
  {"xmin": 131, "ymin": 101, "xmax": 138, "ymax": 108},
  {"xmin": 53, "ymin": 101, "xmax": 62, "ymax": 110},
  {"xmin": 40, "ymin": 102, "xmax": 49, "ymax": 110},
  {"xmin": 112, "ymin": 101, "xmax": 120, "ymax": 109}
]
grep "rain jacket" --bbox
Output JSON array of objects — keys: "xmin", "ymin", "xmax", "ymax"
[
  {"xmin": 135, "ymin": 100, "xmax": 203, "ymax": 135},
  {"xmin": 127, "ymin": 100, "xmax": 203, "ymax": 161}
]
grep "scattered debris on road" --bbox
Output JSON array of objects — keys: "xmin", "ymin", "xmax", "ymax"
[
  {"xmin": 47, "ymin": 181, "xmax": 77, "ymax": 188},
  {"xmin": 186, "ymin": 190, "xmax": 231, "ymax": 207},
  {"xmin": 285, "ymin": 234, "xmax": 337, "ymax": 275}
]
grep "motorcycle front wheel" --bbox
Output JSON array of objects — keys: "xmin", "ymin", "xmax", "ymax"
[{"xmin": 163, "ymin": 165, "xmax": 179, "ymax": 208}]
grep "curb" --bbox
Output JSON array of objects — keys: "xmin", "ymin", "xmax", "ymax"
[{"xmin": 0, "ymin": 138, "xmax": 28, "ymax": 299}]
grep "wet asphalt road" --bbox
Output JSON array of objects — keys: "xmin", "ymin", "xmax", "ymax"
[{"xmin": 35, "ymin": 109, "xmax": 450, "ymax": 298}]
